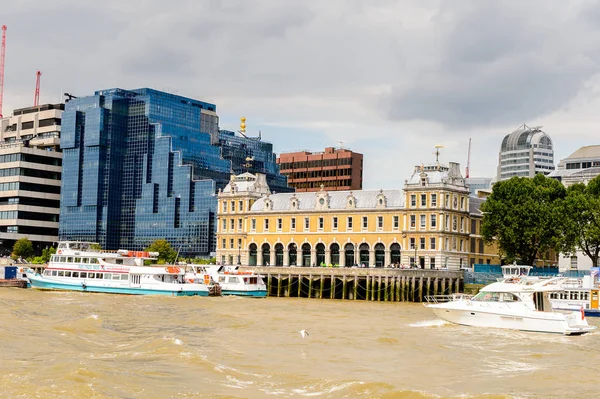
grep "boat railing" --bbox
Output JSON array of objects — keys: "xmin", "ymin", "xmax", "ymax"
[{"xmin": 425, "ymin": 293, "xmax": 474, "ymax": 304}]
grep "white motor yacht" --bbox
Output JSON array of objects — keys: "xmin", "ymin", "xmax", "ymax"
[{"xmin": 426, "ymin": 273, "xmax": 596, "ymax": 335}]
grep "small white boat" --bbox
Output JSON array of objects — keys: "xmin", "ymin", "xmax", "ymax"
[
  {"xmin": 185, "ymin": 265, "xmax": 267, "ymax": 297},
  {"xmin": 426, "ymin": 269, "xmax": 596, "ymax": 335},
  {"xmin": 26, "ymin": 241, "xmax": 218, "ymax": 296}
]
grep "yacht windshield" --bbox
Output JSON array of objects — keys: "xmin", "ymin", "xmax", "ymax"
[{"xmin": 472, "ymin": 291, "xmax": 520, "ymax": 302}]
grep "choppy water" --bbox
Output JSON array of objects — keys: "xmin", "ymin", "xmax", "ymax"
[{"xmin": 1, "ymin": 288, "xmax": 599, "ymax": 399}]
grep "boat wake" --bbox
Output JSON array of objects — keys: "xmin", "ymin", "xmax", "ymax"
[{"xmin": 409, "ymin": 319, "xmax": 448, "ymax": 328}]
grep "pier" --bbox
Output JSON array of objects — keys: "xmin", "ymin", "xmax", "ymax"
[{"xmin": 244, "ymin": 267, "xmax": 463, "ymax": 302}]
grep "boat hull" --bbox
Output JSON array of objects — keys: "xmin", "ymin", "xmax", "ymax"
[
  {"xmin": 221, "ymin": 289, "xmax": 267, "ymax": 297},
  {"xmin": 428, "ymin": 302, "xmax": 595, "ymax": 335},
  {"xmin": 27, "ymin": 274, "xmax": 210, "ymax": 296}
]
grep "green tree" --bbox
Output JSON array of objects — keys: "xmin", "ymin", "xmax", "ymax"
[
  {"xmin": 12, "ymin": 238, "xmax": 34, "ymax": 259},
  {"xmin": 90, "ymin": 243, "xmax": 103, "ymax": 251},
  {"xmin": 556, "ymin": 176, "xmax": 600, "ymax": 267},
  {"xmin": 41, "ymin": 246, "xmax": 56, "ymax": 263},
  {"xmin": 145, "ymin": 239, "xmax": 177, "ymax": 264},
  {"xmin": 481, "ymin": 174, "xmax": 566, "ymax": 265}
]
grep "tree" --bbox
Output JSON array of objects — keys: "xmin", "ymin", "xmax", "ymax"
[
  {"xmin": 145, "ymin": 239, "xmax": 177, "ymax": 264},
  {"xmin": 481, "ymin": 174, "xmax": 566, "ymax": 265},
  {"xmin": 41, "ymin": 246, "xmax": 56, "ymax": 263},
  {"xmin": 556, "ymin": 176, "xmax": 600, "ymax": 267},
  {"xmin": 12, "ymin": 238, "xmax": 34, "ymax": 259}
]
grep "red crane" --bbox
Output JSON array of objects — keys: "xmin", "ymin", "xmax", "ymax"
[
  {"xmin": 465, "ymin": 138, "xmax": 472, "ymax": 178},
  {"xmin": 0, "ymin": 25, "xmax": 6, "ymax": 118},
  {"xmin": 34, "ymin": 71, "xmax": 41, "ymax": 106}
]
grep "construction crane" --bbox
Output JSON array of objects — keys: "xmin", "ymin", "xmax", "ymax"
[
  {"xmin": 465, "ymin": 138, "xmax": 472, "ymax": 178},
  {"xmin": 34, "ymin": 71, "xmax": 41, "ymax": 107},
  {"xmin": 0, "ymin": 25, "xmax": 6, "ymax": 118}
]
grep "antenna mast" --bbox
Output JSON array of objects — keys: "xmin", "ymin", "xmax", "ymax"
[
  {"xmin": 34, "ymin": 71, "xmax": 41, "ymax": 106},
  {"xmin": 0, "ymin": 25, "xmax": 6, "ymax": 118},
  {"xmin": 466, "ymin": 138, "xmax": 471, "ymax": 178}
]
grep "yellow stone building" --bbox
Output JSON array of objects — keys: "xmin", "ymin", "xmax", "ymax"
[{"xmin": 216, "ymin": 162, "xmax": 500, "ymax": 269}]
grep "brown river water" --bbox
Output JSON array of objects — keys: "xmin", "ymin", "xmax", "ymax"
[{"xmin": 1, "ymin": 288, "xmax": 599, "ymax": 399}]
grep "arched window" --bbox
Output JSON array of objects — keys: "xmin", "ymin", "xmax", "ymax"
[
  {"xmin": 374, "ymin": 243, "xmax": 385, "ymax": 267},
  {"xmin": 344, "ymin": 243, "xmax": 355, "ymax": 267},
  {"xmin": 275, "ymin": 243, "xmax": 284, "ymax": 266},
  {"xmin": 261, "ymin": 243, "xmax": 271, "ymax": 266},
  {"xmin": 330, "ymin": 243, "xmax": 340, "ymax": 266},
  {"xmin": 248, "ymin": 243, "xmax": 257, "ymax": 266},
  {"xmin": 302, "ymin": 243, "xmax": 312, "ymax": 267}
]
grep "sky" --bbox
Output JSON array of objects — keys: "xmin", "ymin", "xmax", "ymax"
[{"xmin": 2, "ymin": 0, "xmax": 600, "ymax": 189}]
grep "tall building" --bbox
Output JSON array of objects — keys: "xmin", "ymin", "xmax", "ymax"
[
  {"xmin": 59, "ymin": 88, "xmax": 230, "ymax": 257},
  {"xmin": 548, "ymin": 145, "xmax": 600, "ymax": 187},
  {"xmin": 58, "ymin": 88, "xmax": 287, "ymax": 257},
  {"xmin": 277, "ymin": 147, "xmax": 363, "ymax": 192},
  {"xmin": 0, "ymin": 104, "xmax": 63, "ymax": 255},
  {"xmin": 216, "ymin": 160, "xmax": 500, "ymax": 269},
  {"xmin": 218, "ymin": 128, "xmax": 291, "ymax": 194},
  {"xmin": 497, "ymin": 124, "xmax": 555, "ymax": 181}
]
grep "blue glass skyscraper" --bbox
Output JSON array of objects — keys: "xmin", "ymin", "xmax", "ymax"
[
  {"xmin": 218, "ymin": 130, "xmax": 291, "ymax": 193},
  {"xmin": 59, "ymin": 88, "xmax": 233, "ymax": 256}
]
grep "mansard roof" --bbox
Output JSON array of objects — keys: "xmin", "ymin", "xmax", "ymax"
[{"xmin": 250, "ymin": 189, "xmax": 404, "ymax": 212}]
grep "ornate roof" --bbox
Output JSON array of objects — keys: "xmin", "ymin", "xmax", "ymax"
[{"xmin": 250, "ymin": 189, "xmax": 404, "ymax": 212}]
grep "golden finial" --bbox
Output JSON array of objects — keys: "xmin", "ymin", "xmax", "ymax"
[{"xmin": 240, "ymin": 117, "xmax": 246, "ymax": 135}]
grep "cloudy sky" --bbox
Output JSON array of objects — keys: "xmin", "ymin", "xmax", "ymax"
[{"xmin": 2, "ymin": 0, "xmax": 600, "ymax": 189}]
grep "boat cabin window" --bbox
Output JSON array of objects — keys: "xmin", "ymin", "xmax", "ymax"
[
  {"xmin": 473, "ymin": 291, "xmax": 520, "ymax": 302},
  {"xmin": 229, "ymin": 276, "xmax": 239, "ymax": 283},
  {"xmin": 72, "ymin": 272, "xmax": 79, "ymax": 278},
  {"xmin": 103, "ymin": 274, "xmax": 111, "ymax": 280},
  {"xmin": 67, "ymin": 257, "xmax": 73, "ymax": 263},
  {"xmin": 82, "ymin": 258, "xmax": 89, "ymax": 264},
  {"xmin": 80, "ymin": 272, "xmax": 87, "ymax": 278},
  {"xmin": 74, "ymin": 257, "xmax": 80, "ymax": 263},
  {"xmin": 51, "ymin": 270, "xmax": 57, "ymax": 276},
  {"xmin": 121, "ymin": 274, "xmax": 128, "ymax": 281},
  {"xmin": 90, "ymin": 258, "xmax": 98, "ymax": 264},
  {"xmin": 44, "ymin": 270, "xmax": 51, "ymax": 276},
  {"xmin": 58, "ymin": 271, "xmax": 64, "ymax": 277},
  {"xmin": 112, "ymin": 274, "xmax": 120, "ymax": 280}
]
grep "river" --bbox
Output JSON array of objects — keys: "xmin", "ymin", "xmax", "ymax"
[{"xmin": 1, "ymin": 288, "xmax": 599, "ymax": 398}]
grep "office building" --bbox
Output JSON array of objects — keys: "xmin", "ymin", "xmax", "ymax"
[
  {"xmin": 59, "ymin": 88, "xmax": 231, "ymax": 257},
  {"xmin": 497, "ymin": 124, "xmax": 555, "ymax": 181},
  {"xmin": 277, "ymin": 147, "xmax": 363, "ymax": 192},
  {"xmin": 58, "ymin": 88, "xmax": 287, "ymax": 257},
  {"xmin": 465, "ymin": 177, "xmax": 492, "ymax": 196},
  {"xmin": 0, "ymin": 104, "xmax": 63, "ymax": 255},
  {"xmin": 548, "ymin": 145, "xmax": 600, "ymax": 187},
  {"xmin": 218, "ymin": 127, "xmax": 291, "ymax": 194},
  {"xmin": 216, "ymin": 160, "xmax": 501, "ymax": 270}
]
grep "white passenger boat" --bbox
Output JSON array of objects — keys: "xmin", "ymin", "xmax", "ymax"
[
  {"xmin": 549, "ymin": 270, "xmax": 600, "ymax": 317},
  {"xmin": 426, "ymin": 271, "xmax": 596, "ymax": 335},
  {"xmin": 185, "ymin": 265, "xmax": 267, "ymax": 297},
  {"xmin": 25, "ymin": 241, "xmax": 217, "ymax": 296}
]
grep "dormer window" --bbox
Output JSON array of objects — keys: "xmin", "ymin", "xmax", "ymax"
[
  {"xmin": 290, "ymin": 195, "xmax": 299, "ymax": 210},
  {"xmin": 346, "ymin": 193, "xmax": 356, "ymax": 209}
]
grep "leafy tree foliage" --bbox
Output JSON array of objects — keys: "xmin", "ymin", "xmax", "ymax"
[
  {"xmin": 481, "ymin": 174, "xmax": 566, "ymax": 265},
  {"xmin": 12, "ymin": 238, "xmax": 34, "ymax": 259},
  {"xmin": 145, "ymin": 239, "xmax": 177, "ymax": 264},
  {"xmin": 556, "ymin": 176, "xmax": 600, "ymax": 267},
  {"xmin": 41, "ymin": 246, "xmax": 56, "ymax": 263},
  {"xmin": 90, "ymin": 243, "xmax": 103, "ymax": 251}
]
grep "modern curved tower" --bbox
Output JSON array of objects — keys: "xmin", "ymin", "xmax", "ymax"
[{"xmin": 497, "ymin": 124, "xmax": 555, "ymax": 181}]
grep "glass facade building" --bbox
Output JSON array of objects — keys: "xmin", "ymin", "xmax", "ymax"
[
  {"xmin": 59, "ymin": 88, "xmax": 234, "ymax": 257},
  {"xmin": 218, "ymin": 130, "xmax": 291, "ymax": 193}
]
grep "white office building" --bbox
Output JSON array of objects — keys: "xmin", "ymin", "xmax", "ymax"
[{"xmin": 497, "ymin": 124, "xmax": 555, "ymax": 181}]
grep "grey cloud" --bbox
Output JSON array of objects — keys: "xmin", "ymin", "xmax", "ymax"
[{"xmin": 383, "ymin": 1, "xmax": 600, "ymax": 128}]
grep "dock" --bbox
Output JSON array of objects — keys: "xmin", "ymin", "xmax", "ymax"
[
  {"xmin": 244, "ymin": 266, "xmax": 463, "ymax": 302},
  {"xmin": 0, "ymin": 279, "xmax": 28, "ymax": 288}
]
